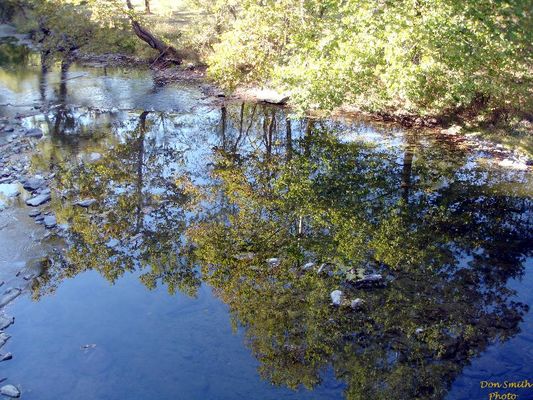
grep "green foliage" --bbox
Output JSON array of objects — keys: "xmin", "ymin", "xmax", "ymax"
[
  {"xmin": 10, "ymin": 0, "xmax": 141, "ymax": 58},
  {"xmin": 189, "ymin": 0, "xmax": 532, "ymax": 118}
]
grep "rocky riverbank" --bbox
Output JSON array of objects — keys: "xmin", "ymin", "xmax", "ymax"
[{"xmin": 0, "ymin": 117, "xmax": 67, "ymax": 398}]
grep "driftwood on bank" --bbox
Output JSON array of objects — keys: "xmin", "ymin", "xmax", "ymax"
[{"xmin": 125, "ymin": 0, "xmax": 181, "ymax": 64}]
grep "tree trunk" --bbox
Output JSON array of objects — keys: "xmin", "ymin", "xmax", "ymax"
[
  {"xmin": 125, "ymin": 0, "xmax": 181, "ymax": 63},
  {"xmin": 145, "ymin": 0, "xmax": 151, "ymax": 14}
]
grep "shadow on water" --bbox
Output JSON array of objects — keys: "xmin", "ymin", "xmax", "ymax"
[{"xmin": 1, "ymin": 39, "xmax": 533, "ymax": 400}]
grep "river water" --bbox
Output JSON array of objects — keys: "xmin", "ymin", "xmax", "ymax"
[{"xmin": 1, "ymin": 33, "xmax": 532, "ymax": 400}]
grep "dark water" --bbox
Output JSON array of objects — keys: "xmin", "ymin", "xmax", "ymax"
[{"xmin": 1, "ymin": 36, "xmax": 533, "ymax": 400}]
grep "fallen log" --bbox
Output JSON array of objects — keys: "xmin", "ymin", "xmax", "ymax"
[{"xmin": 125, "ymin": 0, "xmax": 182, "ymax": 64}]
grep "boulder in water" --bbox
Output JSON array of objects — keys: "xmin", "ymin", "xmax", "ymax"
[{"xmin": 0, "ymin": 384, "xmax": 20, "ymax": 398}]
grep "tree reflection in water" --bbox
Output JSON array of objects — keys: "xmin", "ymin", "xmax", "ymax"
[{"xmin": 28, "ymin": 102, "xmax": 533, "ymax": 400}]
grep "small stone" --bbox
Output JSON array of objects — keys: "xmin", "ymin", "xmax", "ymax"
[
  {"xmin": 28, "ymin": 209, "xmax": 41, "ymax": 217},
  {"xmin": 0, "ymin": 353, "xmax": 12, "ymax": 362},
  {"xmin": 317, "ymin": 263, "xmax": 336, "ymax": 276},
  {"xmin": 25, "ymin": 128, "xmax": 43, "ymax": 138},
  {"xmin": 354, "ymin": 274, "xmax": 385, "ymax": 287},
  {"xmin": 266, "ymin": 258, "xmax": 280, "ymax": 267},
  {"xmin": 26, "ymin": 193, "xmax": 51, "ymax": 206},
  {"xmin": 23, "ymin": 274, "xmax": 34, "ymax": 281},
  {"xmin": 302, "ymin": 262, "xmax": 315, "ymax": 270},
  {"xmin": 105, "ymin": 238, "xmax": 120, "ymax": 249},
  {"xmin": 415, "ymin": 328, "xmax": 425, "ymax": 335},
  {"xmin": 350, "ymin": 298, "xmax": 365, "ymax": 309},
  {"xmin": 330, "ymin": 290, "xmax": 344, "ymax": 306},
  {"xmin": 43, "ymin": 215, "xmax": 57, "ymax": 229},
  {"xmin": 88, "ymin": 152, "xmax": 102, "ymax": 162},
  {"xmin": 234, "ymin": 253, "xmax": 255, "ymax": 261},
  {"xmin": 75, "ymin": 199, "xmax": 97, "ymax": 208},
  {"xmin": 0, "ymin": 384, "xmax": 20, "ymax": 398},
  {"xmin": 22, "ymin": 177, "xmax": 45, "ymax": 192}
]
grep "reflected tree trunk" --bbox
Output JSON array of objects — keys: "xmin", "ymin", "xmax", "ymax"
[
  {"xmin": 52, "ymin": 59, "xmax": 71, "ymax": 135},
  {"xmin": 286, "ymin": 118, "xmax": 292, "ymax": 161},
  {"xmin": 303, "ymin": 119, "xmax": 314, "ymax": 157},
  {"xmin": 136, "ymin": 111, "xmax": 149, "ymax": 233},
  {"xmin": 264, "ymin": 110, "xmax": 275, "ymax": 159},
  {"xmin": 401, "ymin": 137, "xmax": 416, "ymax": 203},
  {"xmin": 220, "ymin": 106, "xmax": 227, "ymax": 151}
]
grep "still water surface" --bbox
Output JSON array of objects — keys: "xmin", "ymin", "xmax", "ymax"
[{"xmin": 1, "ymin": 38, "xmax": 532, "ymax": 400}]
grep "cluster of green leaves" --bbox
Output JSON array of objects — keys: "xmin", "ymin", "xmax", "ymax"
[{"xmin": 188, "ymin": 0, "xmax": 532, "ymax": 118}]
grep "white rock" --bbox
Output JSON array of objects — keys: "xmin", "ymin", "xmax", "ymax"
[
  {"xmin": 302, "ymin": 262, "xmax": 315, "ymax": 270},
  {"xmin": 106, "ymin": 238, "xmax": 120, "ymax": 249},
  {"xmin": 88, "ymin": 152, "xmax": 102, "ymax": 162},
  {"xmin": 0, "ymin": 184, "xmax": 20, "ymax": 198},
  {"xmin": 266, "ymin": 258, "xmax": 280, "ymax": 267},
  {"xmin": 0, "ymin": 384, "xmax": 20, "ymax": 398},
  {"xmin": 498, "ymin": 159, "xmax": 527, "ymax": 170},
  {"xmin": 350, "ymin": 298, "xmax": 365, "ymax": 309},
  {"xmin": 442, "ymin": 125, "xmax": 462, "ymax": 135},
  {"xmin": 252, "ymin": 88, "xmax": 289, "ymax": 104},
  {"xmin": 330, "ymin": 290, "xmax": 344, "ymax": 306}
]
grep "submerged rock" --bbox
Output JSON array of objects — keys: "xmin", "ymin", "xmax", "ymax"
[
  {"xmin": 0, "ymin": 333, "xmax": 10, "ymax": 348},
  {"xmin": 330, "ymin": 290, "xmax": 344, "ymax": 306},
  {"xmin": 28, "ymin": 209, "xmax": 41, "ymax": 217},
  {"xmin": 0, "ymin": 315, "xmax": 14, "ymax": 330},
  {"xmin": 26, "ymin": 193, "xmax": 51, "ymax": 206},
  {"xmin": 0, "ymin": 384, "xmax": 20, "ymax": 398},
  {"xmin": 0, "ymin": 288, "xmax": 21, "ymax": 308}
]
